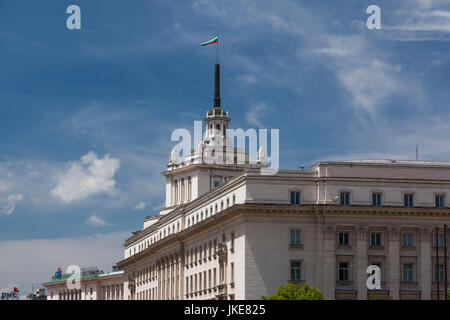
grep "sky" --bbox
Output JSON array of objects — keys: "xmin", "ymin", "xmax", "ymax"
[{"xmin": 1, "ymin": 0, "xmax": 450, "ymax": 294}]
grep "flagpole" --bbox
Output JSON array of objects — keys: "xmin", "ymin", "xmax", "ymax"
[{"xmin": 216, "ymin": 33, "xmax": 219, "ymax": 64}]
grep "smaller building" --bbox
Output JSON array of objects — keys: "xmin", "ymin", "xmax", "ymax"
[{"xmin": 43, "ymin": 266, "xmax": 124, "ymax": 300}]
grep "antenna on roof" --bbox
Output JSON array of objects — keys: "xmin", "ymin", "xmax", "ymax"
[{"xmin": 416, "ymin": 144, "xmax": 419, "ymax": 161}]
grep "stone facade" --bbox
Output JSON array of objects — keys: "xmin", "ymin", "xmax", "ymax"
[
  {"xmin": 115, "ymin": 63, "xmax": 450, "ymax": 300},
  {"xmin": 43, "ymin": 270, "xmax": 124, "ymax": 300}
]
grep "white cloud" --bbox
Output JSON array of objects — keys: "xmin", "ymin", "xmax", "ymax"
[
  {"xmin": 1, "ymin": 194, "xmax": 24, "ymax": 215},
  {"xmin": 246, "ymin": 102, "xmax": 271, "ymax": 128},
  {"xmin": 383, "ymin": 0, "xmax": 450, "ymax": 40},
  {"xmin": 307, "ymin": 35, "xmax": 424, "ymax": 118},
  {"xmin": 85, "ymin": 215, "xmax": 112, "ymax": 227},
  {"xmin": 0, "ymin": 231, "xmax": 129, "ymax": 294},
  {"xmin": 132, "ymin": 201, "xmax": 147, "ymax": 211},
  {"xmin": 50, "ymin": 151, "xmax": 120, "ymax": 204}
]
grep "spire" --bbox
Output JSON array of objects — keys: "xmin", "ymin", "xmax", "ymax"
[{"xmin": 214, "ymin": 63, "xmax": 221, "ymax": 108}]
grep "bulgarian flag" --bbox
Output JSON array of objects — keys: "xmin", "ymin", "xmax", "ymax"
[{"xmin": 201, "ymin": 36, "xmax": 218, "ymax": 46}]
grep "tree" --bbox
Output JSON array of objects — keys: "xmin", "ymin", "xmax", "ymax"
[
  {"xmin": 262, "ymin": 282, "xmax": 324, "ymax": 300},
  {"xmin": 368, "ymin": 293, "xmax": 393, "ymax": 300}
]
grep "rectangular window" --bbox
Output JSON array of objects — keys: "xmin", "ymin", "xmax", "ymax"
[
  {"xmin": 434, "ymin": 234, "xmax": 445, "ymax": 248},
  {"xmin": 372, "ymin": 192, "xmax": 382, "ymax": 207},
  {"xmin": 231, "ymin": 263, "xmax": 234, "ymax": 283},
  {"xmin": 434, "ymin": 264, "xmax": 445, "ymax": 282},
  {"xmin": 402, "ymin": 264, "xmax": 414, "ymax": 282},
  {"xmin": 290, "ymin": 191, "xmax": 301, "ymax": 205},
  {"xmin": 340, "ymin": 192, "xmax": 351, "ymax": 206},
  {"xmin": 214, "ymin": 268, "xmax": 217, "ymax": 287},
  {"xmin": 231, "ymin": 232, "xmax": 235, "ymax": 252},
  {"xmin": 370, "ymin": 232, "xmax": 382, "ymax": 247},
  {"xmin": 436, "ymin": 194, "xmax": 445, "ymax": 208},
  {"xmin": 371, "ymin": 263, "xmax": 382, "ymax": 280},
  {"xmin": 186, "ymin": 277, "xmax": 189, "ymax": 294},
  {"xmin": 338, "ymin": 232, "xmax": 350, "ymax": 246},
  {"xmin": 208, "ymin": 269, "xmax": 212, "ymax": 288},
  {"xmin": 290, "ymin": 229, "xmax": 302, "ymax": 246},
  {"xmin": 402, "ymin": 233, "xmax": 414, "ymax": 248},
  {"xmin": 404, "ymin": 193, "xmax": 414, "ymax": 208},
  {"xmin": 290, "ymin": 261, "xmax": 302, "ymax": 281},
  {"xmin": 338, "ymin": 262, "xmax": 349, "ymax": 281}
]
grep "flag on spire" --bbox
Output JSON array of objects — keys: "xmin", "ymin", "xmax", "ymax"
[{"xmin": 201, "ymin": 36, "xmax": 218, "ymax": 46}]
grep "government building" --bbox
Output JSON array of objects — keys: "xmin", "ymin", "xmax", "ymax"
[
  {"xmin": 115, "ymin": 63, "xmax": 450, "ymax": 300},
  {"xmin": 43, "ymin": 267, "xmax": 124, "ymax": 300}
]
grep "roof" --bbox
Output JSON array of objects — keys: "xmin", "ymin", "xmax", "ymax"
[{"xmin": 312, "ymin": 159, "xmax": 450, "ymax": 167}]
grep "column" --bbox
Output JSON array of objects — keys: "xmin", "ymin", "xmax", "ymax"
[
  {"xmin": 180, "ymin": 246, "xmax": 185, "ymax": 300},
  {"xmin": 323, "ymin": 225, "xmax": 336, "ymax": 299},
  {"xmin": 420, "ymin": 228, "xmax": 432, "ymax": 300},
  {"xmin": 388, "ymin": 227, "xmax": 400, "ymax": 300},
  {"xmin": 356, "ymin": 226, "xmax": 368, "ymax": 300}
]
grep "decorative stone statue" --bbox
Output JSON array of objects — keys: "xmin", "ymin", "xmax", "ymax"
[
  {"xmin": 169, "ymin": 149, "xmax": 179, "ymax": 165},
  {"xmin": 257, "ymin": 146, "xmax": 268, "ymax": 165}
]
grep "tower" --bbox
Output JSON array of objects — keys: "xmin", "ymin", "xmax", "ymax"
[{"xmin": 205, "ymin": 64, "xmax": 230, "ymax": 140}]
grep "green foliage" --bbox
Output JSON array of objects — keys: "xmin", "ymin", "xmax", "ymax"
[
  {"xmin": 368, "ymin": 293, "xmax": 393, "ymax": 300},
  {"xmin": 262, "ymin": 282, "xmax": 324, "ymax": 300}
]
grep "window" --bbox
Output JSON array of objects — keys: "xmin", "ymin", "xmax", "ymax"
[
  {"xmin": 402, "ymin": 233, "xmax": 414, "ymax": 248},
  {"xmin": 370, "ymin": 232, "xmax": 382, "ymax": 247},
  {"xmin": 434, "ymin": 234, "xmax": 445, "ymax": 248},
  {"xmin": 290, "ymin": 191, "xmax": 301, "ymax": 205},
  {"xmin": 290, "ymin": 229, "xmax": 302, "ymax": 246},
  {"xmin": 231, "ymin": 232, "xmax": 235, "ymax": 252},
  {"xmin": 404, "ymin": 193, "xmax": 414, "ymax": 208},
  {"xmin": 436, "ymin": 194, "xmax": 445, "ymax": 208},
  {"xmin": 186, "ymin": 277, "xmax": 189, "ymax": 295},
  {"xmin": 222, "ymin": 233, "xmax": 226, "ymax": 243},
  {"xmin": 208, "ymin": 269, "xmax": 212, "ymax": 288},
  {"xmin": 371, "ymin": 263, "xmax": 382, "ymax": 280},
  {"xmin": 232, "ymin": 195, "xmax": 236, "ymax": 205},
  {"xmin": 338, "ymin": 262, "xmax": 349, "ymax": 281},
  {"xmin": 231, "ymin": 263, "xmax": 235, "ymax": 283},
  {"xmin": 214, "ymin": 180, "xmax": 220, "ymax": 188},
  {"xmin": 338, "ymin": 232, "xmax": 350, "ymax": 246},
  {"xmin": 372, "ymin": 192, "xmax": 382, "ymax": 207},
  {"xmin": 290, "ymin": 261, "xmax": 302, "ymax": 281},
  {"xmin": 204, "ymin": 271, "xmax": 207, "ymax": 290},
  {"xmin": 402, "ymin": 264, "xmax": 414, "ymax": 282},
  {"xmin": 195, "ymin": 274, "xmax": 197, "ymax": 292},
  {"xmin": 340, "ymin": 192, "xmax": 351, "ymax": 206},
  {"xmin": 434, "ymin": 264, "xmax": 445, "ymax": 282}
]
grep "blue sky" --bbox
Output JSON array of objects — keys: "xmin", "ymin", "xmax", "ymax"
[{"xmin": 1, "ymin": 0, "xmax": 450, "ymax": 292}]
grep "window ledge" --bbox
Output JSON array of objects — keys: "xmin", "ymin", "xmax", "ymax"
[
  {"xmin": 337, "ymin": 245, "xmax": 352, "ymax": 248},
  {"xmin": 288, "ymin": 280, "xmax": 304, "ymax": 284},
  {"xmin": 369, "ymin": 245, "xmax": 384, "ymax": 249},
  {"xmin": 289, "ymin": 244, "xmax": 304, "ymax": 249}
]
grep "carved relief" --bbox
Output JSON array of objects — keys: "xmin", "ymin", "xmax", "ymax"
[
  {"xmin": 355, "ymin": 226, "xmax": 368, "ymax": 240},
  {"xmin": 387, "ymin": 227, "xmax": 400, "ymax": 241},
  {"xmin": 323, "ymin": 225, "xmax": 336, "ymax": 240}
]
